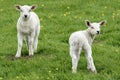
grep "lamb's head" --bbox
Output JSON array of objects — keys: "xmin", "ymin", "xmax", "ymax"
[
  {"xmin": 85, "ymin": 20, "xmax": 106, "ymax": 36},
  {"xmin": 15, "ymin": 5, "xmax": 37, "ymax": 20}
]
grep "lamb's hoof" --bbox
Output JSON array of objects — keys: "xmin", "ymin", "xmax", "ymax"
[
  {"xmin": 29, "ymin": 54, "xmax": 33, "ymax": 58},
  {"xmin": 15, "ymin": 55, "xmax": 21, "ymax": 58},
  {"xmin": 72, "ymin": 70, "xmax": 77, "ymax": 73},
  {"xmin": 88, "ymin": 68, "xmax": 97, "ymax": 74},
  {"xmin": 72, "ymin": 67, "xmax": 77, "ymax": 73},
  {"xmin": 93, "ymin": 70, "xmax": 97, "ymax": 74}
]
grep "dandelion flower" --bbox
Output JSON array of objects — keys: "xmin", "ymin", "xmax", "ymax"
[
  {"xmin": 0, "ymin": 77, "xmax": 3, "ymax": 80},
  {"xmin": 112, "ymin": 15, "xmax": 115, "ymax": 20},
  {"xmin": 115, "ymin": 49, "xmax": 119, "ymax": 53},
  {"xmin": 47, "ymin": 77, "xmax": 50, "ymax": 79},
  {"xmin": 64, "ymin": 14, "xmax": 66, "ymax": 16},
  {"xmin": 102, "ymin": 13, "xmax": 104, "ymax": 16},
  {"xmin": 0, "ymin": 9, "xmax": 3, "ymax": 12},
  {"xmin": 42, "ymin": 4, "xmax": 44, "ymax": 7},
  {"xmin": 49, "ymin": 70, "xmax": 51, "ymax": 73},
  {"xmin": 99, "ymin": 44, "xmax": 103, "ymax": 47},
  {"xmin": 67, "ymin": 6, "xmax": 70, "ymax": 9},
  {"xmin": 16, "ymin": 76, "xmax": 19, "ymax": 79},
  {"xmin": 36, "ymin": 76, "xmax": 39, "ymax": 79},
  {"xmin": 48, "ymin": 16, "xmax": 51, "ymax": 18},
  {"xmin": 40, "ymin": 18, "xmax": 43, "ymax": 21},
  {"xmin": 56, "ymin": 68, "xmax": 58, "ymax": 70},
  {"xmin": 74, "ymin": 16, "xmax": 77, "ymax": 19},
  {"xmin": 104, "ymin": 6, "xmax": 107, "ymax": 9},
  {"xmin": 66, "ymin": 12, "xmax": 70, "ymax": 15}
]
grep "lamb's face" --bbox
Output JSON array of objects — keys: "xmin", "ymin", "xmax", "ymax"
[
  {"xmin": 20, "ymin": 6, "xmax": 31, "ymax": 20},
  {"xmin": 89, "ymin": 23, "xmax": 101, "ymax": 35},
  {"xmin": 16, "ymin": 5, "xmax": 37, "ymax": 20},
  {"xmin": 85, "ymin": 20, "xmax": 106, "ymax": 36}
]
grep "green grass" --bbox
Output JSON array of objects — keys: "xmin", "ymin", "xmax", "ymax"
[{"xmin": 0, "ymin": 0, "xmax": 120, "ymax": 80}]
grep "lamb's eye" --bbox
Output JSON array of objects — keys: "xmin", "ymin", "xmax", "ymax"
[{"xmin": 91, "ymin": 27, "xmax": 94, "ymax": 29}]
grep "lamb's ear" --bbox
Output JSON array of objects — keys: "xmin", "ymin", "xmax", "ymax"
[
  {"xmin": 99, "ymin": 20, "xmax": 106, "ymax": 26},
  {"xmin": 15, "ymin": 5, "xmax": 21, "ymax": 10},
  {"xmin": 31, "ymin": 5, "xmax": 37, "ymax": 10},
  {"xmin": 85, "ymin": 20, "xmax": 91, "ymax": 27}
]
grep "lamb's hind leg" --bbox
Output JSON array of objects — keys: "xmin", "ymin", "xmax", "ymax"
[
  {"xmin": 33, "ymin": 26, "xmax": 40, "ymax": 52},
  {"xmin": 70, "ymin": 45, "xmax": 81, "ymax": 73},
  {"xmin": 84, "ymin": 44, "xmax": 97, "ymax": 73},
  {"xmin": 33, "ymin": 35, "xmax": 38, "ymax": 53}
]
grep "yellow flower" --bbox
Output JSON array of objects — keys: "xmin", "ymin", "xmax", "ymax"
[
  {"xmin": 66, "ymin": 12, "xmax": 70, "ymax": 15},
  {"xmin": 112, "ymin": 15, "xmax": 115, "ymax": 17},
  {"xmin": 112, "ymin": 15, "xmax": 115, "ymax": 20},
  {"xmin": 112, "ymin": 13, "xmax": 115, "ymax": 15},
  {"xmin": 0, "ymin": 77, "xmax": 3, "ymax": 80},
  {"xmin": 102, "ymin": 13, "xmax": 104, "ymax": 16},
  {"xmin": 67, "ymin": 6, "xmax": 70, "ymax": 9},
  {"xmin": 36, "ymin": 76, "xmax": 39, "ymax": 79},
  {"xmin": 39, "ymin": 57, "xmax": 42, "ymax": 59},
  {"xmin": 64, "ymin": 14, "xmax": 66, "ymax": 16},
  {"xmin": 63, "ymin": 12, "xmax": 70, "ymax": 17},
  {"xmin": 104, "ymin": 6, "xmax": 107, "ymax": 9},
  {"xmin": 74, "ymin": 16, "xmax": 77, "ymax": 19},
  {"xmin": 48, "ymin": 16, "xmax": 51, "ymax": 18},
  {"xmin": 41, "ymin": 26, "xmax": 43, "ymax": 29},
  {"xmin": 112, "ymin": 13, "xmax": 115, "ymax": 18},
  {"xmin": 16, "ymin": 76, "xmax": 19, "ymax": 79},
  {"xmin": 40, "ymin": 18, "xmax": 43, "ymax": 21},
  {"xmin": 115, "ymin": 49, "xmax": 119, "ymax": 53},
  {"xmin": 99, "ymin": 44, "xmax": 103, "ymax": 47},
  {"xmin": 49, "ymin": 70, "xmax": 51, "ymax": 73},
  {"xmin": 47, "ymin": 77, "xmax": 50, "ymax": 79},
  {"xmin": 42, "ymin": 4, "xmax": 44, "ymax": 7},
  {"xmin": 0, "ymin": 9, "xmax": 3, "ymax": 12},
  {"xmin": 56, "ymin": 68, "xmax": 58, "ymax": 70}
]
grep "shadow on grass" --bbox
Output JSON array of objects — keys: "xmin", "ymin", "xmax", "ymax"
[
  {"xmin": 6, "ymin": 47, "xmax": 53, "ymax": 61},
  {"xmin": 6, "ymin": 53, "xmax": 33, "ymax": 61},
  {"xmin": 97, "ymin": 66, "xmax": 106, "ymax": 73}
]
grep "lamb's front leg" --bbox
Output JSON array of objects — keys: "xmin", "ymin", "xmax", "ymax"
[
  {"xmin": 84, "ymin": 44, "xmax": 97, "ymax": 73},
  {"xmin": 15, "ymin": 33, "xmax": 23, "ymax": 58},
  {"xmin": 28, "ymin": 33, "xmax": 34, "ymax": 56},
  {"xmin": 25, "ymin": 36, "xmax": 29, "ymax": 50}
]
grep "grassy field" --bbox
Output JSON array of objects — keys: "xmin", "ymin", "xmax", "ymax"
[{"xmin": 0, "ymin": 0, "xmax": 120, "ymax": 80}]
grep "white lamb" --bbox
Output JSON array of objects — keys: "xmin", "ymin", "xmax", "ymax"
[
  {"xmin": 69, "ymin": 20, "xmax": 106, "ymax": 73},
  {"xmin": 15, "ymin": 5, "xmax": 40, "ymax": 58}
]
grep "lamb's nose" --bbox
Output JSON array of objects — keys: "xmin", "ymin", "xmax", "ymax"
[
  {"xmin": 97, "ymin": 31, "xmax": 100, "ymax": 34},
  {"xmin": 24, "ymin": 15, "xmax": 27, "ymax": 18}
]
